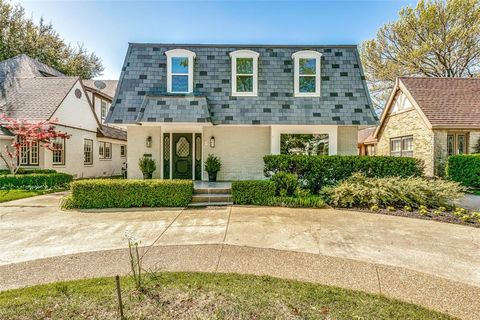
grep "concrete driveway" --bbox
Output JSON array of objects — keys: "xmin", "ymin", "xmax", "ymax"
[{"xmin": 1, "ymin": 192, "xmax": 479, "ymax": 287}]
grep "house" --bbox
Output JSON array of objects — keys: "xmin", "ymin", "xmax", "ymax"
[
  {"xmin": 83, "ymin": 80, "xmax": 118, "ymax": 123},
  {"xmin": 0, "ymin": 54, "xmax": 127, "ymax": 178},
  {"xmin": 373, "ymin": 77, "xmax": 480, "ymax": 176},
  {"xmin": 357, "ymin": 126, "xmax": 376, "ymax": 155},
  {"xmin": 106, "ymin": 44, "xmax": 378, "ymax": 180}
]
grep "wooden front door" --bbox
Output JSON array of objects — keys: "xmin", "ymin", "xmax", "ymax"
[{"xmin": 172, "ymin": 133, "xmax": 192, "ymax": 179}]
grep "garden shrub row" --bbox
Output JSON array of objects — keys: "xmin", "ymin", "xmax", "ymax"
[
  {"xmin": 0, "ymin": 168, "xmax": 57, "ymax": 175},
  {"xmin": 264, "ymin": 155, "xmax": 424, "ymax": 192},
  {"xmin": 0, "ymin": 173, "xmax": 72, "ymax": 189},
  {"xmin": 232, "ymin": 180, "xmax": 275, "ymax": 205},
  {"xmin": 66, "ymin": 179, "xmax": 193, "ymax": 209},
  {"xmin": 446, "ymin": 155, "xmax": 480, "ymax": 188}
]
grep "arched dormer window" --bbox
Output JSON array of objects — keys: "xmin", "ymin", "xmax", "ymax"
[
  {"xmin": 291, "ymin": 50, "xmax": 322, "ymax": 97},
  {"xmin": 229, "ymin": 50, "xmax": 259, "ymax": 96},
  {"xmin": 165, "ymin": 49, "xmax": 196, "ymax": 94}
]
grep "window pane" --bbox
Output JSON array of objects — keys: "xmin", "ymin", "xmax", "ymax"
[
  {"xmin": 457, "ymin": 135, "xmax": 466, "ymax": 154},
  {"xmin": 447, "ymin": 135, "xmax": 454, "ymax": 156},
  {"xmin": 280, "ymin": 134, "xmax": 329, "ymax": 155},
  {"xmin": 236, "ymin": 75, "xmax": 253, "ymax": 92},
  {"xmin": 236, "ymin": 58, "xmax": 253, "ymax": 74},
  {"xmin": 101, "ymin": 100, "xmax": 107, "ymax": 118},
  {"xmin": 402, "ymin": 137, "xmax": 413, "ymax": 151},
  {"xmin": 172, "ymin": 75, "xmax": 189, "ymax": 92},
  {"xmin": 299, "ymin": 76, "xmax": 316, "ymax": 93},
  {"xmin": 299, "ymin": 58, "xmax": 316, "ymax": 75},
  {"xmin": 171, "ymin": 57, "xmax": 188, "ymax": 73}
]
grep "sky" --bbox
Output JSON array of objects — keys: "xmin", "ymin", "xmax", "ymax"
[{"xmin": 19, "ymin": 0, "xmax": 417, "ymax": 80}]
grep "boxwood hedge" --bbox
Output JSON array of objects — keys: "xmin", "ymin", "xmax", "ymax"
[
  {"xmin": 446, "ymin": 155, "xmax": 480, "ymax": 188},
  {"xmin": 0, "ymin": 169, "xmax": 57, "ymax": 175},
  {"xmin": 232, "ymin": 180, "xmax": 275, "ymax": 205},
  {"xmin": 0, "ymin": 173, "xmax": 72, "ymax": 189},
  {"xmin": 67, "ymin": 179, "xmax": 193, "ymax": 209},
  {"xmin": 264, "ymin": 155, "xmax": 424, "ymax": 192}
]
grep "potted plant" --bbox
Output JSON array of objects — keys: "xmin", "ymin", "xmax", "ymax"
[
  {"xmin": 205, "ymin": 154, "xmax": 221, "ymax": 182},
  {"xmin": 138, "ymin": 156, "xmax": 156, "ymax": 179}
]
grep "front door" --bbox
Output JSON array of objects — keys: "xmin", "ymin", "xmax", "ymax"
[{"xmin": 172, "ymin": 133, "xmax": 192, "ymax": 179}]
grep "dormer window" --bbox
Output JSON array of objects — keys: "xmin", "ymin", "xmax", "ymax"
[
  {"xmin": 229, "ymin": 50, "xmax": 259, "ymax": 96},
  {"xmin": 292, "ymin": 50, "xmax": 322, "ymax": 97},
  {"xmin": 165, "ymin": 49, "xmax": 196, "ymax": 94}
]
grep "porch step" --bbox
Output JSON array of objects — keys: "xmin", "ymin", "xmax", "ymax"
[
  {"xmin": 194, "ymin": 188, "xmax": 231, "ymax": 195},
  {"xmin": 191, "ymin": 193, "xmax": 232, "ymax": 203},
  {"xmin": 188, "ymin": 201, "xmax": 233, "ymax": 207},
  {"xmin": 190, "ymin": 181, "xmax": 233, "ymax": 207}
]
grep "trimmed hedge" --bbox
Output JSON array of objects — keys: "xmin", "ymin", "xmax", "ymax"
[
  {"xmin": 264, "ymin": 155, "xmax": 424, "ymax": 192},
  {"xmin": 67, "ymin": 179, "xmax": 193, "ymax": 209},
  {"xmin": 0, "ymin": 169, "xmax": 57, "ymax": 175},
  {"xmin": 0, "ymin": 173, "xmax": 72, "ymax": 190},
  {"xmin": 232, "ymin": 180, "xmax": 275, "ymax": 205},
  {"xmin": 446, "ymin": 155, "xmax": 480, "ymax": 188}
]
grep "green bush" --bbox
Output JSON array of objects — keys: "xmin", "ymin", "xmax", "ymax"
[
  {"xmin": 271, "ymin": 172, "xmax": 298, "ymax": 196},
  {"xmin": 232, "ymin": 180, "xmax": 275, "ymax": 205},
  {"xmin": 67, "ymin": 179, "xmax": 193, "ymax": 209},
  {"xmin": 0, "ymin": 173, "xmax": 72, "ymax": 190},
  {"xmin": 0, "ymin": 168, "xmax": 57, "ymax": 175},
  {"xmin": 264, "ymin": 155, "xmax": 424, "ymax": 192},
  {"xmin": 446, "ymin": 155, "xmax": 480, "ymax": 188},
  {"xmin": 268, "ymin": 195, "xmax": 325, "ymax": 208},
  {"xmin": 322, "ymin": 173, "xmax": 465, "ymax": 209}
]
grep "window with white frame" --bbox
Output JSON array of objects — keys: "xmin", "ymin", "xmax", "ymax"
[
  {"xmin": 120, "ymin": 145, "xmax": 127, "ymax": 157},
  {"xmin": 18, "ymin": 136, "xmax": 39, "ymax": 166},
  {"xmin": 100, "ymin": 99, "xmax": 109, "ymax": 120},
  {"xmin": 390, "ymin": 136, "xmax": 413, "ymax": 157},
  {"xmin": 84, "ymin": 139, "xmax": 93, "ymax": 165},
  {"xmin": 52, "ymin": 137, "xmax": 65, "ymax": 165},
  {"xmin": 165, "ymin": 49, "xmax": 196, "ymax": 94},
  {"xmin": 292, "ymin": 50, "xmax": 322, "ymax": 97},
  {"xmin": 99, "ymin": 141, "xmax": 112, "ymax": 159},
  {"xmin": 229, "ymin": 50, "xmax": 259, "ymax": 96}
]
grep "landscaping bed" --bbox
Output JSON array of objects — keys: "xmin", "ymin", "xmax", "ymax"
[{"xmin": 0, "ymin": 272, "xmax": 452, "ymax": 319}]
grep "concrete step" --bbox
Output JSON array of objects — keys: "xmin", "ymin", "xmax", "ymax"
[
  {"xmin": 191, "ymin": 193, "xmax": 232, "ymax": 203},
  {"xmin": 188, "ymin": 201, "xmax": 233, "ymax": 207},
  {"xmin": 193, "ymin": 188, "xmax": 231, "ymax": 195}
]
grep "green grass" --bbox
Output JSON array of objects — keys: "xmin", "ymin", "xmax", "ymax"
[
  {"xmin": 468, "ymin": 189, "xmax": 480, "ymax": 196},
  {"xmin": 0, "ymin": 189, "xmax": 48, "ymax": 203},
  {"xmin": 0, "ymin": 272, "xmax": 453, "ymax": 319}
]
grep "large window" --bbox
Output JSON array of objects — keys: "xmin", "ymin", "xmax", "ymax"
[
  {"xmin": 280, "ymin": 134, "xmax": 329, "ymax": 155},
  {"xmin": 165, "ymin": 49, "xmax": 196, "ymax": 94},
  {"xmin": 292, "ymin": 50, "xmax": 322, "ymax": 97},
  {"xmin": 99, "ymin": 141, "xmax": 112, "ymax": 159},
  {"xmin": 447, "ymin": 133, "xmax": 468, "ymax": 156},
  {"xmin": 390, "ymin": 136, "xmax": 413, "ymax": 157},
  {"xmin": 230, "ymin": 50, "xmax": 259, "ymax": 96},
  {"xmin": 52, "ymin": 138, "xmax": 65, "ymax": 165},
  {"xmin": 18, "ymin": 136, "xmax": 39, "ymax": 166},
  {"xmin": 84, "ymin": 139, "xmax": 93, "ymax": 165}
]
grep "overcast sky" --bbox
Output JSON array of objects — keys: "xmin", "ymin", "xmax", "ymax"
[{"xmin": 20, "ymin": 0, "xmax": 416, "ymax": 80}]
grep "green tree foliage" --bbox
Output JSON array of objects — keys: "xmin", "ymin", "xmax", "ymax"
[
  {"xmin": 0, "ymin": 0, "xmax": 103, "ymax": 78},
  {"xmin": 360, "ymin": 0, "xmax": 480, "ymax": 111}
]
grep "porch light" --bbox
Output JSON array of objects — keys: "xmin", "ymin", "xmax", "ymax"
[
  {"xmin": 210, "ymin": 136, "xmax": 215, "ymax": 148},
  {"xmin": 146, "ymin": 136, "xmax": 152, "ymax": 148}
]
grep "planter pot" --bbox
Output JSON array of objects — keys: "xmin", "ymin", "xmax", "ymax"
[
  {"xmin": 208, "ymin": 172, "xmax": 217, "ymax": 182},
  {"xmin": 143, "ymin": 172, "xmax": 153, "ymax": 179}
]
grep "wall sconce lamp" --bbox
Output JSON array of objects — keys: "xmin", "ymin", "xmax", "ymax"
[
  {"xmin": 210, "ymin": 136, "xmax": 215, "ymax": 148},
  {"xmin": 146, "ymin": 136, "xmax": 152, "ymax": 148}
]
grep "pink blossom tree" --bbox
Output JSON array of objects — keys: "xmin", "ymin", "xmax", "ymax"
[{"xmin": 0, "ymin": 114, "xmax": 71, "ymax": 175}]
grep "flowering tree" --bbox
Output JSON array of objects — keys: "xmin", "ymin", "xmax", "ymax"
[{"xmin": 0, "ymin": 114, "xmax": 71, "ymax": 175}]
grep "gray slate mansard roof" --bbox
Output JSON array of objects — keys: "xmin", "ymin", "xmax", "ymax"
[{"xmin": 106, "ymin": 43, "xmax": 378, "ymax": 126}]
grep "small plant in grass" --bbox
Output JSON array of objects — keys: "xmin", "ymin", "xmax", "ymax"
[
  {"xmin": 453, "ymin": 207, "xmax": 467, "ymax": 217},
  {"xmin": 205, "ymin": 154, "xmax": 221, "ymax": 182},
  {"xmin": 125, "ymin": 231, "xmax": 143, "ymax": 291},
  {"xmin": 139, "ymin": 156, "xmax": 156, "ymax": 179}
]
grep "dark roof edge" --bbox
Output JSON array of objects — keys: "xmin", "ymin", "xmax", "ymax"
[{"xmin": 129, "ymin": 43, "xmax": 358, "ymax": 49}]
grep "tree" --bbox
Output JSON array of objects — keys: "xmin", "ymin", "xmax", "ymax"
[
  {"xmin": 0, "ymin": 114, "xmax": 70, "ymax": 174},
  {"xmin": 360, "ymin": 0, "xmax": 480, "ymax": 112},
  {"xmin": 0, "ymin": 0, "xmax": 104, "ymax": 78}
]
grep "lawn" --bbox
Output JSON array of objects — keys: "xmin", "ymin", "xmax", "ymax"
[
  {"xmin": 0, "ymin": 189, "xmax": 49, "ymax": 203},
  {"xmin": 0, "ymin": 272, "xmax": 453, "ymax": 319}
]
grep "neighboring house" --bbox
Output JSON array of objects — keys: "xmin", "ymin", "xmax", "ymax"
[
  {"xmin": 0, "ymin": 54, "xmax": 127, "ymax": 178},
  {"xmin": 107, "ymin": 44, "xmax": 377, "ymax": 180},
  {"xmin": 357, "ymin": 126, "xmax": 376, "ymax": 155},
  {"xmin": 373, "ymin": 77, "xmax": 480, "ymax": 176},
  {"xmin": 83, "ymin": 80, "xmax": 118, "ymax": 123}
]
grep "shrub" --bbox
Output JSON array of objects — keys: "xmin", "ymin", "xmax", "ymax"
[
  {"xmin": 264, "ymin": 155, "xmax": 423, "ymax": 192},
  {"xmin": 205, "ymin": 154, "xmax": 221, "ymax": 173},
  {"xmin": 270, "ymin": 172, "xmax": 298, "ymax": 196},
  {"xmin": 0, "ymin": 168, "xmax": 57, "ymax": 175},
  {"xmin": 446, "ymin": 155, "xmax": 480, "ymax": 188},
  {"xmin": 67, "ymin": 179, "xmax": 193, "ymax": 209},
  {"xmin": 232, "ymin": 180, "xmax": 275, "ymax": 205},
  {"xmin": 0, "ymin": 173, "xmax": 72, "ymax": 189},
  {"xmin": 138, "ymin": 157, "xmax": 156, "ymax": 179},
  {"xmin": 322, "ymin": 173, "xmax": 465, "ymax": 209},
  {"xmin": 268, "ymin": 195, "xmax": 325, "ymax": 208}
]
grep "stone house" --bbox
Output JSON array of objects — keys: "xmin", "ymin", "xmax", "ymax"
[
  {"xmin": 0, "ymin": 54, "xmax": 127, "ymax": 178},
  {"xmin": 107, "ymin": 43, "xmax": 378, "ymax": 180},
  {"xmin": 373, "ymin": 77, "xmax": 480, "ymax": 176}
]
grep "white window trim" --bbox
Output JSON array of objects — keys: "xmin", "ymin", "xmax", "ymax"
[
  {"xmin": 229, "ymin": 50, "xmax": 259, "ymax": 97},
  {"xmin": 165, "ymin": 49, "xmax": 196, "ymax": 94},
  {"xmin": 292, "ymin": 50, "xmax": 322, "ymax": 97}
]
